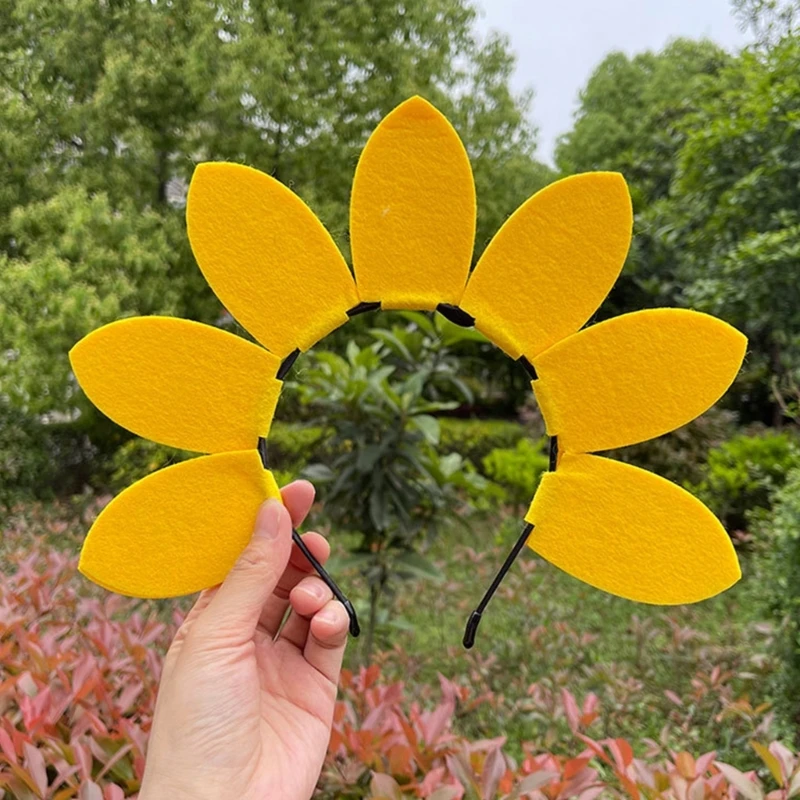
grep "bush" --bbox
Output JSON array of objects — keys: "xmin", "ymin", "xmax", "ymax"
[
  {"xmin": 693, "ymin": 430, "xmax": 800, "ymax": 532},
  {"xmin": 294, "ymin": 340, "xmax": 472, "ymax": 659},
  {"xmin": 0, "ymin": 401, "xmax": 97, "ymax": 507},
  {"xmin": 439, "ymin": 418, "xmax": 524, "ymax": 468},
  {"xmin": 759, "ymin": 467, "xmax": 800, "ymax": 743},
  {"xmin": 606, "ymin": 408, "xmax": 737, "ymax": 486},
  {"xmin": 482, "ymin": 438, "xmax": 549, "ymax": 507},
  {"xmin": 265, "ymin": 421, "xmax": 332, "ymax": 475},
  {"xmin": 109, "ymin": 437, "xmax": 191, "ymax": 491},
  {"xmin": 0, "ymin": 404, "xmax": 56, "ymax": 508},
  {"xmin": 0, "ymin": 545, "xmax": 174, "ymax": 797},
  {"xmin": 323, "ymin": 665, "xmax": 800, "ymax": 799},
  {"xmin": 0, "ymin": 534, "xmax": 795, "ymax": 798}
]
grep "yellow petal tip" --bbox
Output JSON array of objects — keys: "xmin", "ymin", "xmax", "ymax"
[
  {"xmin": 526, "ymin": 454, "xmax": 742, "ymax": 605},
  {"xmin": 79, "ymin": 453, "xmax": 279, "ymax": 598},
  {"xmin": 187, "ymin": 162, "xmax": 357, "ymax": 356},
  {"xmin": 351, "ymin": 95, "xmax": 475, "ymax": 310},
  {"xmin": 462, "ymin": 170, "xmax": 633, "ymax": 359},
  {"xmin": 390, "ymin": 95, "xmax": 442, "ymax": 121}
]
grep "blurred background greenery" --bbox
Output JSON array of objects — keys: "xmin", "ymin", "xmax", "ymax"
[{"xmin": 3, "ymin": 0, "xmax": 800, "ymax": 789}]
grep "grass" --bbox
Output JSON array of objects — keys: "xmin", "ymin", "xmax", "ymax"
[{"xmin": 331, "ymin": 509, "xmax": 775, "ymax": 768}]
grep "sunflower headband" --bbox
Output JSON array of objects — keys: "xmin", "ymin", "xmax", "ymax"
[{"xmin": 70, "ymin": 97, "xmax": 745, "ymax": 648}]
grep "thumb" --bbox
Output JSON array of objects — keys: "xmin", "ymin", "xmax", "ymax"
[{"xmin": 196, "ymin": 499, "xmax": 292, "ymax": 643}]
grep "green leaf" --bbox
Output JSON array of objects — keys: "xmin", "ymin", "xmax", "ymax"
[
  {"xmin": 411, "ymin": 414, "xmax": 440, "ymax": 445},
  {"xmin": 325, "ymin": 552, "xmax": 375, "ymax": 573},
  {"xmin": 369, "ymin": 488, "xmax": 388, "ymax": 532},
  {"xmin": 438, "ymin": 452, "xmax": 464, "ymax": 478},
  {"xmin": 370, "ymin": 328, "xmax": 414, "ymax": 362},
  {"xmin": 345, "ymin": 339, "xmax": 360, "ymax": 365},
  {"xmin": 414, "ymin": 401, "xmax": 460, "ymax": 414},
  {"xmin": 398, "ymin": 310, "xmax": 437, "ymax": 337},
  {"xmin": 393, "ymin": 551, "xmax": 445, "ymax": 582},
  {"xmin": 438, "ymin": 317, "xmax": 489, "ymax": 346},
  {"xmin": 357, "ymin": 444, "xmax": 385, "ymax": 471},
  {"xmin": 301, "ymin": 463, "xmax": 334, "ymax": 482}
]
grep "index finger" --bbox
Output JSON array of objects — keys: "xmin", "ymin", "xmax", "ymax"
[{"xmin": 281, "ymin": 480, "xmax": 315, "ymax": 527}]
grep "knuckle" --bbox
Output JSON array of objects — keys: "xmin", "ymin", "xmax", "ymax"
[
  {"xmin": 314, "ymin": 633, "xmax": 346, "ymax": 651},
  {"xmin": 298, "ymin": 575, "xmax": 329, "ymax": 596},
  {"xmin": 232, "ymin": 540, "xmax": 272, "ymax": 574}
]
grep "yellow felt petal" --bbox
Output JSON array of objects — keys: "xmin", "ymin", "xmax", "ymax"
[
  {"xmin": 79, "ymin": 452, "xmax": 281, "ymax": 598},
  {"xmin": 70, "ymin": 317, "xmax": 282, "ymax": 454},
  {"xmin": 532, "ymin": 309, "xmax": 747, "ymax": 453},
  {"xmin": 187, "ymin": 162, "xmax": 358, "ymax": 357},
  {"xmin": 350, "ymin": 96, "xmax": 476, "ymax": 310},
  {"xmin": 524, "ymin": 454, "xmax": 740, "ymax": 604},
  {"xmin": 460, "ymin": 172, "xmax": 632, "ymax": 359}
]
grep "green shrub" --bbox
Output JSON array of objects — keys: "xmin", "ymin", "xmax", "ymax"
[
  {"xmin": 110, "ymin": 439, "xmax": 190, "ymax": 491},
  {"xmin": 482, "ymin": 438, "xmax": 549, "ymax": 507},
  {"xmin": 294, "ymin": 340, "xmax": 471, "ymax": 660},
  {"xmin": 606, "ymin": 408, "xmax": 737, "ymax": 486},
  {"xmin": 439, "ymin": 418, "xmax": 524, "ymax": 467},
  {"xmin": 0, "ymin": 401, "xmax": 96, "ymax": 507},
  {"xmin": 758, "ymin": 467, "xmax": 800, "ymax": 741},
  {"xmin": 108, "ymin": 425, "xmax": 331, "ymax": 492},
  {"xmin": 693, "ymin": 430, "xmax": 800, "ymax": 532},
  {"xmin": 442, "ymin": 457, "xmax": 508, "ymax": 510},
  {"xmin": 0, "ymin": 405, "xmax": 55, "ymax": 508},
  {"xmin": 265, "ymin": 421, "xmax": 332, "ymax": 475}
]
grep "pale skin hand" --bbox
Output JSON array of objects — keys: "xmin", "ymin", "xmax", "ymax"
[{"xmin": 139, "ymin": 481, "xmax": 349, "ymax": 800}]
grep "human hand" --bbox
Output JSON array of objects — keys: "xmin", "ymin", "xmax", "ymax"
[{"xmin": 139, "ymin": 481, "xmax": 349, "ymax": 800}]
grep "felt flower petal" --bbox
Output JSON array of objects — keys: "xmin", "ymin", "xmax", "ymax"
[
  {"xmin": 350, "ymin": 96, "xmax": 476, "ymax": 310},
  {"xmin": 187, "ymin": 163, "xmax": 359, "ymax": 357},
  {"xmin": 524, "ymin": 454, "xmax": 740, "ymax": 604},
  {"xmin": 460, "ymin": 173, "xmax": 633, "ymax": 360},
  {"xmin": 532, "ymin": 309, "xmax": 747, "ymax": 453},
  {"xmin": 70, "ymin": 317, "xmax": 282, "ymax": 454},
  {"xmin": 79, "ymin": 451, "xmax": 281, "ymax": 598}
]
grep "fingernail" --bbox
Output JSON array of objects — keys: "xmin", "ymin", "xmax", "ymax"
[
  {"xmin": 318, "ymin": 606, "xmax": 340, "ymax": 625},
  {"xmin": 256, "ymin": 499, "xmax": 285, "ymax": 540},
  {"xmin": 305, "ymin": 582, "xmax": 326, "ymax": 600}
]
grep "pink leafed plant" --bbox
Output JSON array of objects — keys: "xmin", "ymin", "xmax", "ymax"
[{"xmin": 0, "ymin": 532, "xmax": 797, "ymax": 799}]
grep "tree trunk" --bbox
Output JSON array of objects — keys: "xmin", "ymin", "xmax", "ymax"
[
  {"xmin": 364, "ymin": 582, "xmax": 380, "ymax": 665},
  {"xmin": 771, "ymin": 339, "xmax": 784, "ymax": 428}
]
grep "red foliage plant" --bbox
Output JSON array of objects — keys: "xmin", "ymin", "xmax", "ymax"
[
  {"xmin": 0, "ymin": 548, "xmax": 175, "ymax": 798},
  {"xmin": 0, "ymin": 543, "xmax": 798, "ymax": 799},
  {"xmin": 324, "ymin": 667, "xmax": 800, "ymax": 800}
]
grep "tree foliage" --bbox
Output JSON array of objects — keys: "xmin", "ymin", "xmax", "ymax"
[
  {"xmin": 733, "ymin": 0, "xmax": 799, "ymax": 44},
  {"xmin": 556, "ymin": 39, "xmax": 732, "ymax": 208},
  {"xmin": 658, "ymin": 36, "xmax": 800, "ymax": 418},
  {"xmin": 6, "ymin": 0, "xmax": 800, "ymax": 498},
  {"xmin": 556, "ymin": 27, "xmax": 800, "ymax": 424},
  {"xmin": 0, "ymin": 0, "xmax": 547, "ymax": 476},
  {"xmin": 554, "ymin": 39, "xmax": 733, "ymax": 318}
]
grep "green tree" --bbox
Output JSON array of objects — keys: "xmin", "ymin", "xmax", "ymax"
[
  {"xmin": 0, "ymin": 0, "xmax": 547, "ymax": 491},
  {"xmin": 733, "ymin": 0, "xmax": 799, "ymax": 44},
  {"xmin": 655, "ymin": 36, "xmax": 800, "ymax": 421},
  {"xmin": 554, "ymin": 39, "xmax": 733, "ymax": 316},
  {"xmin": 755, "ymin": 466, "xmax": 800, "ymax": 741},
  {"xmin": 556, "ymin": 39, "xmax": 732, "ymax": 208},
  {"xmin": 1, "ymin": 188, "xmax": 189, "ymax": 416}
]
